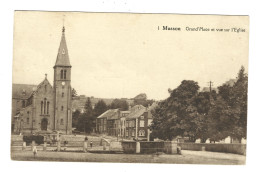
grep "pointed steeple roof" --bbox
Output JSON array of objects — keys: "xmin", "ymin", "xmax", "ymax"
[{"xmin": 54, "ymin": 27, "xmax": 71, "ymax": 67}]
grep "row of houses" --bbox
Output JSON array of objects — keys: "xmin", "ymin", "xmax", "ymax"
[{"xmin": 96, "ymin": 104, "xmax": 157, "ymax": 141}]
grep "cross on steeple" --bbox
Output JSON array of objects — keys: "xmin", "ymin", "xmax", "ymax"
[
  {"xmin": 54, "ymin": 25, "xmax": 71, "ymax": 67},
  {"xmin": 62, "ymin": 14, "xmax": 65, "ymax": 33}
]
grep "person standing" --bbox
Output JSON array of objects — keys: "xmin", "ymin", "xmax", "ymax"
[{"xmin": 32, "ymin": 145, "xmax": 37, "ymax": 159}]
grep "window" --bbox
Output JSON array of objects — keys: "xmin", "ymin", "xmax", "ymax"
[
  {"xmin": 140, "ymin": 115, "xmax": 144, "ymax": 119},
  {"xmin": 132, "ymin": 130, "xmax": 135, "ymax": 136},
  {"xmin": 60, "ymin": 119, "xmax": 64, "ymax": 125},
  {"xmin": 45, "ymin": 85, "xmax": 47, "ymax": 92},
  {"xmin": 44, "ymin": 98, "xmax": 47, "ymax": 114},
  {"xmin": 62, "ymin": 92, "xmax": 64, "ymax": 97},
  {"xmin": 126, "ymin": 130, "xmax": 129, "ymax": 136},
  {"xmin": 60, "ymin": 70, "xmax": 63, "ymax": 79},
  {"xmin": 47, "ymin": 102, "xmax": 49, "ymax": 114},
  {"xmin": 64, "ymin": 70, "xmax": 67, "ymax": 79},
  {"xmin": 139, "ymin": 130, "xmax": 145, "ymax": 136},
  {"xmin": 61, "ymin": 106, "xmax": 64, "ymax": 111},
  {"xmin": 41, "ymin": 101, "xmax": 43, "ymax": 114},
  {"xmin": 140, "ymin": 120, "xmax": 144, "ymax": 127},
  {"xmin": 27, "ymin": 118, "xmax": 29, "ymax": 124}
]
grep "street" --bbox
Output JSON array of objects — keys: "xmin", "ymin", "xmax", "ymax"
[{"xmin": 11, "ymin": 150, "xmax": 245, "ymax": 165}]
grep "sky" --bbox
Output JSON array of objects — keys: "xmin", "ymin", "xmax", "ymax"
[{"xmin": 13, "ymin": 11, "xmax": 249, "ymax": 100}]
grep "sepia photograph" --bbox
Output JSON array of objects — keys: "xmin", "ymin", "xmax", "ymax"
[{"xmin": 11, "ymin": 11, "xmax": 248, "ymax": 165}]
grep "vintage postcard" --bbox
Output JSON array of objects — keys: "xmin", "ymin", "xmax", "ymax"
[{"xmin": 11, "ymin": 11, "xmax": 248, "ymax": 165}]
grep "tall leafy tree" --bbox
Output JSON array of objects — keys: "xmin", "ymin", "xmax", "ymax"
[
  {"xmin": 72, "ymin": 109, "xmax": 80, "ymax": 128},
  {"xmin": 208, "ymin": 66, "xmax": 248, "ymax": 142},
  {"xmin": 72, "ymin": 88, "xmax": 78, "ymax": 98},
  {"xmin": 151, "ymin": 67, "xmax": 248, "ymax": 143},
  {"xmin": 150, "ymin": 80, "xmax": 201, "ymax": 141},
  {"xmin": 77, "ymin": 97, "xmax": 94, "ymax": 133},
  {"xmin": 109, "ymin": 99, "xmax": 129, "ymax": 110},
  {"xmin": 93, "ymin": 100, "xmax": 108, "ymax": 117}
]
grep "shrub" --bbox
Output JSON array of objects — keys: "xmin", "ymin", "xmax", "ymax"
[{"xmin": 23, "ymin": 135, "xmax": 44, "ymax": 145}]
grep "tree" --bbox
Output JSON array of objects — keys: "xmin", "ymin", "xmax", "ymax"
[
  {"xmin": 193, "ymin": 92, "xmax": 212, "ymax": 143},
  {"xmin": 77, "ymin": 97, "xmax": 94, "ymax": 133},
  {"xmin": 208, "ymin": 66, "xmax": 248, "ymax": 142},
  {"xmin": 150, "ymin": 80, "xmax": 201, "ymax": 141},
  {"xmin": 93, "ymin": 100, "xmax": 108, "ymax": 117},
  {"xmin": 72, "ymin": 88, "xmax": 78, "ymax": 98},
  {"xmin": 150, "ymin": 67, "xmax": 248, "ymax": 143},
  {"xmin": 72, "ymin": 109, "xmax": 80, "ymax": 128},
  {"xmin": 133, "ymin": 93, "xmax": 154, "ymax": 107},
  {"xmin": 109, "ymin": 99, "xmax": 129, "ymax": 110}
]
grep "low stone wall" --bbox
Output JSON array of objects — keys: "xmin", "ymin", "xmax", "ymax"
[
  {"xmin": 140, "ymin": 141, "xmax": 164, "ymax": 154},
  {"xmin": 122, "ymin": 141, "xmax": 168, "ymax": 154},
  {"xmin": 109, "ymin": 141, "xmax": 123, "ymax": 151},
  {"xmin": 121, "ymin": 141, "xmax": 136, "ymax": 153},
  {"xmin": 178, "ymin": 143, "xmax": 246, "ymax": 155}
]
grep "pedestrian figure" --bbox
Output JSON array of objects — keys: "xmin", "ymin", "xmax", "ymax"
[
  {"xmin": 90, "ymin": 141, "xmax": 93, "ymax": 148},
  {"xmin": 64, "ymin": 141, "xmax": 68, "ymax": 151},
  {"xmin": 32, "ymin": 145, "xmax": 37, "ymax": 159}
]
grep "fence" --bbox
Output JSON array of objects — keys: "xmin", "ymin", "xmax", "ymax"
[
  {"xmin": 178, "ymin": 143, "xmax": 246, "ymax": 155},
  {"xmin": 11, "ymin": 140, "xmax": 103, "ymax": 152}
]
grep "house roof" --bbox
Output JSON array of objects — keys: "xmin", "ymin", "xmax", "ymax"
[
  {"xmin": 126, "ymin": 105, "xmax": 147, "ymax": 119},
  {"xmin": 54, "ymin": 27, "xmax": 71, "ymax": 67},
  {"xmin": 97, "ymin": 109, "xmax": 119, "ymax": 120},
  {"xmin": 12, "ymin": 84, "xmax": 37, "ymax": 99},
  {"xmin": 12, "ymin": 76, "xmax": 52, "ymax": 99}
]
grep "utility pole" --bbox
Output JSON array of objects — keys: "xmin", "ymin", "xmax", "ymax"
[
  {"xmin": 207, "ymin": 81, "xmax": 214, "ymax": 105},
  {"xmin": 208, "ymin": 81, "xmax": 213, "ymax": 93}
]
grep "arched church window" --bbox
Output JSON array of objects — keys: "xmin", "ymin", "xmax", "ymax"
[
  {"xmin": 60, "ymin": 119, "xmax": 64, "ymax": 125},
  {"xmin": 62, "ymin": 92, "xmax": 64, "ymax": 97},
  {"xmin": 45, "ymin": 85, "xmax": 47, "ymax": 92},
  {"xmin": 61, "ymin": 106, "xmax": 64, "ymax": 111},
  {"xmin": 64, "ymin": 70, "xmax": 67, "ymax": 79},
  {"xmin": 44, "ymin": 98, "xmax": 47, "ymax": 114},
  {"xmin": 60, "ymin": 70, "xmax": 63, "ymax": 79},
  {"xmin": 41, "ymin": 101, "xmax": 43, "ymax": 114},
  {"xmin": 47, "ymin": 101, "xmax": 49, "ymax": 114}
]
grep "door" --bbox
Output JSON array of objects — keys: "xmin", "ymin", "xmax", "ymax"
[{"xmin": 41, "ymin": 118, "xmax": 48, "ymax": 131}]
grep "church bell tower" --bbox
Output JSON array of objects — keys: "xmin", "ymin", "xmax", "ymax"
[{"xmin": 53, "ymin": 26, "xmax": 72, "ymax": 134}]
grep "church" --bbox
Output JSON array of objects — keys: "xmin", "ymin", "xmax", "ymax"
[{"xmin": 12, "ymin": 27, "xmax": 72, "ymax": 135}]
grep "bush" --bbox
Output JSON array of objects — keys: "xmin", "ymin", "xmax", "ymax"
[{"xmin": 23, "ymin": 135, "xmax": 44, "ymax": 145}]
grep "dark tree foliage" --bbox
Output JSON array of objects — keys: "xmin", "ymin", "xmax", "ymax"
[
  {"xmin": 93, "ymin": 100, "xmax": 108, "ymax": 118},
  {"xmin": 133, "ymin": 99, "xmax": 154, "ymax": 107},
  {"xmin": 150, "ymin": 67, "xmax": 247, "ymax": 142},
  {"xmin": 150, "ymin": 80, "xmax": 201, "ymax": 141},
  {"xmin": 109, "ymin": 99, "xmax": 129, "ymax": 110},
  {"xmin": 72, "ymin": 88, "xmax": 78, "ymax": 98},
  {"xmin": 211, "ymin": 66, "xmax": 248, "ymax": 141},
  {"xmin": 77, "ymin": 98, "xmax": 94, "ymax": 133},
  {"xmin": 72, "ymin": 109, "xmax": 80, "ymax": 128}
]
